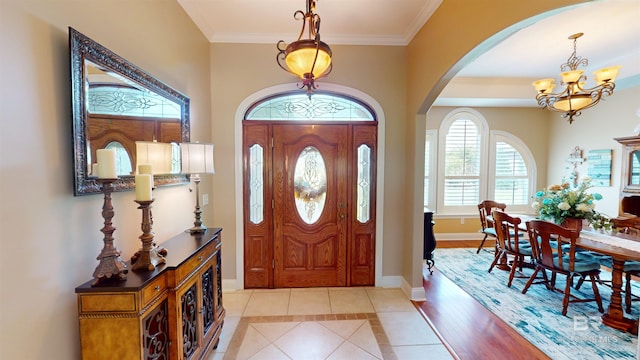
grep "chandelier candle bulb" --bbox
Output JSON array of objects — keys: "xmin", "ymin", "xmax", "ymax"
[
  {"xmin": 96, "ymin": 149, "xmax": 117, "ymax": 178},
  {"xmin": 135, "ymin": 174, "xmax": 153, "ymax": 201}
]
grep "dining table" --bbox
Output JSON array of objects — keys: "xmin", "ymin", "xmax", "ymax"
[
  {"xmin": 503, "ymin": 213, "xmax": 640, "ymax": 333},
  {"xmin": 574, "ymin": 229, "xmax": 640, "ymax": 334}
]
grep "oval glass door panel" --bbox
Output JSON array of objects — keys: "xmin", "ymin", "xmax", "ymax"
[{"xmin": 293, "ymin": 146, "xmax": 327, "ymax": 224}]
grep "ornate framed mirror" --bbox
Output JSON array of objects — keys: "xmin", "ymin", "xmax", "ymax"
[{"xmin": 70, "ymin": 27, "xmax": 190, "ymax": 195}]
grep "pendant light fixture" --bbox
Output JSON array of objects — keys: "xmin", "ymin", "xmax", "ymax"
[
  {"xmin": 532, "ymin": 33, "xmax": 621, "ymax": 124},
  {"xmin": 276, "ymin": 0, "xmax": 332, "ymax": 97}
]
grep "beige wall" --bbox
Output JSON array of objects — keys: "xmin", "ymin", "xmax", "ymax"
[
  {"xmin": 0, "ymin": 1, "xmax": 211, "ymax": 359},
  {"xmin": 426, "ymin": 106, "xmax": 551, "ymax": 233},
  {"xmin": 2, "ymin": 0, "xmax": 618, "ymax": 358},
  {"xmin": 546, "ymin": 86, "xmax": 640, "ymax": 217},
  {"xmin": 404, "ymin": 0, "xmax": 587, "ymax": 287},
  {"xmin": 210, "ymin": 43, "xmax": 407, "ymax": 280},
  {"xmin": 426, "ymin": 94, "xmax": 639, "ymax": 234}
]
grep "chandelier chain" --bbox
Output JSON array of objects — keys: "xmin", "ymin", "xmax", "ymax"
[{"xmin": 562, "ymin": 34, "xmax": 589, "ymax": 73}]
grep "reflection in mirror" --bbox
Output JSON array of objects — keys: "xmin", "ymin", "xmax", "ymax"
[
  {"xmin": 632, "ymin": 150, "xmax": 640, "ymax": 185},
  {"xmin": 70, "ymin": 27, "xmax": 190, "ymax": 195}
]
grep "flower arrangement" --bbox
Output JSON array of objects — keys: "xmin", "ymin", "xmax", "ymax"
[
  {"xmin": 590, "ymin": 212, "xmax": 613, "ymax": 231},
  {"xmin": 531, "ymin": 177, "xmax": 603, "ymax": 224}
]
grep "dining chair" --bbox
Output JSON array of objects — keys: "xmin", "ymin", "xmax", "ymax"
[
  {"xmin": 476, "ymin": 200, "xmax": 507, "ymax": 254},
  {"xmin": 488, "ymin": 210, "xmax": 532, "ymax": 288},
  {"xmin": 522, "ymin": 220, "xmax": 604, "ymax": 316}
]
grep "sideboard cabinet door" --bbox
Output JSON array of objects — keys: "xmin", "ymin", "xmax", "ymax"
[{"xmin": 76, "ymin": 228, "xmax": 224, "ymax": 360}]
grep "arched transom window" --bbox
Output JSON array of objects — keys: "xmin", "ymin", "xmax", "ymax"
[{"xmin": 245, "ymin": 92, "xmax": 376, "ymax": 121}]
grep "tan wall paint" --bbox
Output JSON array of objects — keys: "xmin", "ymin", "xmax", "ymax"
[
  {"xmin": 210, "ymin": 43, "xmax": 407, "ymax": 279},
  {"xmin": 2, "ymin": 0, "xmax": 624, "ymax": 357},
  {"xmin": 425, "ymin": 106, "xmax": 551, "ymax": 233},
  {"xmin": 404, "ymin": 0, "xmax": 588, "ymax": 287},
  {"xmin": 0, "ymin": 1, "xmax": 210, "ymax": 359},
  {"xmin": 429, "ymin": 88, "xmax": 639, "ymax": 234},
  {"xmin": 545, "ymin": 87, "xmax": 640, "ymax": 217}
]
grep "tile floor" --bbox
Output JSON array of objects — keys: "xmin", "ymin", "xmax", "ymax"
[{"xmin": 207, "ymin": 287, "xmax": 454, "ymax": 360}]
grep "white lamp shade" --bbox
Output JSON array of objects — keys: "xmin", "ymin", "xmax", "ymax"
[
  {"xmin": 136, "ymin": 141, "xmax": 173, "ymax": 174},
  {"xmin": 180, "ymin": 143, "xmax": 215, "ymax": 175}
]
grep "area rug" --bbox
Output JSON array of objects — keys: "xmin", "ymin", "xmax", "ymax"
[{"xmin": 434, "ymin": 248, "xmax": 638, "ymax": 360}]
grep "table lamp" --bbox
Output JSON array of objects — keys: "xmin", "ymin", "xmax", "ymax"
[
  {"xmin": 136, "ymin": 141, "xmax": 174, "ymax": 181},
  {"xmin": 180, "ymin": 142, "xmax": 215, "ymax": 234}
]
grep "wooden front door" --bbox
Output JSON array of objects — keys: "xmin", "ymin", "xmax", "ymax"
[
  {"xmin": 243, "ymin": 122, "xmax": 377, "ymax": 288},
  {"xmin": 273, "ymin": 124, "xmax": 348, "ymax": 287}
]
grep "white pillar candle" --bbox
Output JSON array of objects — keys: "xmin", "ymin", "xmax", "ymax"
[
  {"xmin": 91, "ymin": 163, "xmax": 99, "ymax": 176},
  {"xmin": 97, "ymin": 149, "xmax": 117, "ymax": 178},
  {"xmin": 135, "ymin": 174, "xmax": 153, "ymax": 201},
  {"xmin": 138, "ymin": 164, "xmax": 154, "ymax": 188}
]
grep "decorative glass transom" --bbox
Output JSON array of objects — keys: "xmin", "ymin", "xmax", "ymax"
[
  {"xmin": 249, "ymin": 144, "xmax": 264, "ymax": 224},
  {"xmin": 356, "ymin": 144, "xmax": 371, "ymax": 223},
  {"xmin": 293, "ymin": 146, "xmax": 327, "ymax": 224},
  {"xmin": 245, "ymin": 93, "xmax": 375, "ymax": 121},
  {"xmin": 87, "ymin": 85, "xmax": 181, "ymax": 118}
]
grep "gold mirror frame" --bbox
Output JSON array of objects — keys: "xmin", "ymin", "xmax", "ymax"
[{"xmin": 70, "ymin": 27, "xmax": 190, "ymax": 195}]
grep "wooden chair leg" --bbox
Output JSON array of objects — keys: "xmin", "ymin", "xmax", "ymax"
[
  {"xmin": 590, "ymin": 274, "xmax": 604, "ymax": 313},
  {"xmin": 507, "ymin": 259, "xmax": 518, "ymax": 288},
  {"xmin": 522, "ymin": 267, "xmax": 540, "ymax": 294},
  {"xmin": 626, "ymin": 272, "xmax": 632, "ymax": 313},
  {"xmin": 476, "ymin": 234, "xmax": 489, "ymax": 254},
  {"xmin": 487, "ymin": 249, "xmax": 503, "ymax": 273},
  {"xmin": 562, "ymin": 274, "xmax": 572, "ymax": 316}
]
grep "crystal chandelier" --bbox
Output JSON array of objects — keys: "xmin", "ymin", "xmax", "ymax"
[
  {"xmin": 532, "ymin": 33, "xmax": 621, "ymax": 124},
  {"xmin": 276, "ymin": 0, "xmax": 332, "ymax": 96}
]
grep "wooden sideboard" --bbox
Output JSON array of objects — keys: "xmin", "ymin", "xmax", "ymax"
[{"xmin": 75, "ymin": 228, "xmax": 224, "ymax": 360}]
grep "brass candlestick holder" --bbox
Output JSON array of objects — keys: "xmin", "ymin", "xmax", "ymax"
[
  {"xmin": 131, "ymin": 199, "xmax": 167, "ymax": 271},
  {"xmin": 92, "ymin": 178, "xmax": 128, "ymax": 286}
]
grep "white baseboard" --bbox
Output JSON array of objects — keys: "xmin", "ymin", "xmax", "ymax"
[
  {"xmin": 222, "ymin": 279, "xmax": 241, "ymax": 291},
  {"xmin": 400, "ymin": 277, "xmax": 426, "ymax": 301}
]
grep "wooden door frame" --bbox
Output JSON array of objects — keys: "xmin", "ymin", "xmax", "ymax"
[
  {"xmin": 242, "ymin": 121, "xmax": 377, "ymax": 288},
  {"xmin": 233, "ymin": 83, "xmax": 386, "ymax": 290}
]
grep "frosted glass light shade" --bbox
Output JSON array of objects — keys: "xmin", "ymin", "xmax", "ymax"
[
  {"xmin": 180, "ymin": 143, "xmax": 214, "ymax": 175},
  {"xmin": 560, "ymin": 70, "xmax": 583, "ymax": 83},
  {"xmin": 553, "ymin": 94, "xmax": 593, "ymax": 112},
  {"xmin": 532, "ymin": 78, "xmax": 555, "ymax": 93},
  {"xmin": 594, "ymin": 65, "xmax": 621, "ymax": 85},
  {"xmin": 285, "ymin": 39, "xmax": 332, "ymax": 79},
  {"xmin": 135, "ymin": 141, "xmax": 173, "ymax": 174}
]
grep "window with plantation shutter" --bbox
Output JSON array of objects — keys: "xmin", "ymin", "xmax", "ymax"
[
  {"xmin": 489, "ymin": 131, "xmax": 536, "ymax": 212},
  {"xmin": 443, "ymin": 118, "xmax": 481, "ymax": 208},
  {"xmin": 429, "ymin": 109, "xmax": 536, "ymax": 215},
  {"xmin": 494, "ymin": 141, "xmax": 528, "ymax": 204},
  {"xmin": 424, "ymin": 130, "xmax": 436, "ymax": 210}
]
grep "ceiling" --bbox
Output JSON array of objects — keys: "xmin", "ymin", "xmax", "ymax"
[{"xmin": 178, "ymin": 0, "xmax": 640, "ymax": 107}]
